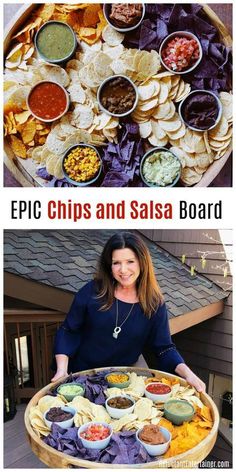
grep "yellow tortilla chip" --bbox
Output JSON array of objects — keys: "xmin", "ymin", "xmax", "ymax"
[
  {"xmin": 83, "ymin": 5, "xmax": 101, "ymax": 27},
  {"xmin": 37, "ymin": 3, "xmax": 55, "ymax": 21},
  {"xmin": 15, "ymin": 110, "xmax": 32, "ymax": 124},
  {"xmin": 198, "ymin": 405, "xmax": 212, "ymax": 422},
  {"xmin": 9, "ymin": 135, "xmax": 27, "ymax": 158},
  {"xmin": 38, "ymin": 394, "xmax": 65, "ymax": 414},
  {"xmin": 21, "ymin": 121, "xmax": 37, "ymax": 144}
]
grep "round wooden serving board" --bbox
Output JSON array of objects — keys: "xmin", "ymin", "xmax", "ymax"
[{"xmin": 24, "ymin": 367, "xmax": 219, "ymax": 468}]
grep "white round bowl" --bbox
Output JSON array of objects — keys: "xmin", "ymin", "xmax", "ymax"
[
  {"xmin": 43, "ymin": 405, "xmax": 76, "ymax": 430},
  {"xmin": 144, "ymin": 383, "xmax": 172, "ymax": 403},
  {"xmin": 103, "ymin": 3, "xmax": 145, "ymax": 33},
  {"xmin": 78, "ymin": 421, "xmax": 113, "ymax": 450},
  {"xmin": 136, "ymin": 426, "xmax": 171, "ymax": 456},
  {"xmin": 159, "ymin": 31, "xmax": 202, "ymax": 75},
  {"xmin": 105, "ymin": 395, "xmax": 135, "ymax": 419}
]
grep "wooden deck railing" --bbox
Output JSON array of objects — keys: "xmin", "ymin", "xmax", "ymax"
[{"xmin": 4, "ymin": 309, "xmax": 64, "ymax": 402}]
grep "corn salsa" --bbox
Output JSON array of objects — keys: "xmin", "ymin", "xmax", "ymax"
[
  {"xmin": 106, "ymin": 373, "xmax": 129, "ymax": 384},
  {"xmin": 63, "ymin": 145, "xmax": 101, "ymax": 183}
]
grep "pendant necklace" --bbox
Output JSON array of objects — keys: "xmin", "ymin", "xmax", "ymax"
[{"xmin": 113, "ymin": 299, "xmax": 135, "ymax": 339}]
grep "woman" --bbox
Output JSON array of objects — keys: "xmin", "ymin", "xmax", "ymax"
[{"xmin": 52, "ymin": 232, "xmax": 205, "ymax": 392}]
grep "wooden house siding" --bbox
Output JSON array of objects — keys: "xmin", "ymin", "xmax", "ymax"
[
  {"xmin": 139, "ymin": 230, "xmax": 233, "ymax": 466},
  {"xmin": 139, "ymin": 230, "xmax": 232, "ymax": 381}
]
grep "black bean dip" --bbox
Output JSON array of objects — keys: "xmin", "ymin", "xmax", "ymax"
[
  {"xmin": 46, "ymin": 407, "xmax": 73, "ymax": 422},
  {"xmin": 181, "ymin": 92, "xmax": 219, "ymax": 130}
]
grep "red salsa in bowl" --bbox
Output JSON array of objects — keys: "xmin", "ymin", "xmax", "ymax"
[
  {"xmin": 27, "ymin": 81, "xmax": 69, "ymax": 122},
  {"xmin": 146, "ymin": 384, "xmax": 171, "ymax": 395},
  {"xmin": 145, "ymin": 382, "xmax": 172, "ymax": 403}
]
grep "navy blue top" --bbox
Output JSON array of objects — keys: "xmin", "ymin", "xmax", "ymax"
[{"xmin": 54, "ymin": 281, "xmax": 184, "ymax": 373}]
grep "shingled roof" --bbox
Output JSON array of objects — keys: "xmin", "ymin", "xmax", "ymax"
[{"xmin": 4, "ymin": 230, "xmax": 227, "ymax": 334}]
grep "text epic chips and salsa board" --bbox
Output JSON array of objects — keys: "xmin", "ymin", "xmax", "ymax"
[{"xmin": 4, "ymin": 4, "xmax": 232, "ymax": 187}]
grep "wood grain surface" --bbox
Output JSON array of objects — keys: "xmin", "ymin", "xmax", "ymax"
[{"xmin": 3, "ymin": 3, "xmax": 232, "ymax": 187}]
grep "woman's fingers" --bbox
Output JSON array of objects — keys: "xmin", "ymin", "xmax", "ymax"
[
  {"xmin": 185, "ymin": 373, "xmax": 206, "ymax": 392},
  {"xmin": 51, "ymin": 370, "xmax": 68, "ymax": 382}
]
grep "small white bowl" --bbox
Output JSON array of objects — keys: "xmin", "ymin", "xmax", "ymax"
[
  {"xmin": 136, "ymin": 426, "xmax": 171, "ymax": 456},
  {"xmin": 103, "ymin": 4, "xmax": 145, "ymax": 33},
  {"xmin": 159, "ymin": 31, "xmax": 202, "ymax": 75},
  {"xmin": 97, "ymin": 75, "xmax": 138, "ymax": 118},
  {"xmin": 105, "ymin": 395, "xmax": 135, "ymax": 419},
  {"xmin": 78, "ymin": 421, "xmax": 112, "ymax": 450},
  {"xmin": 43, "ymin": 405, "xmax": 76, "ymax": 430},
  {"xmin": 178, "ymin": 89, "xmax": 223, "ymax": 132},
  {"xmin": 144, "ymin": 383, "xmax": 172, "ymax": 403}
]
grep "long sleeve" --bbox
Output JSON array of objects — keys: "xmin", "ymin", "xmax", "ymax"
[
  {"xmin": 54, "ymin": 282, "xmax": 91, "ymax": 357},
  {"xmin": 148, "ymin": 302, "xmax": 185, "ymax": 373}
]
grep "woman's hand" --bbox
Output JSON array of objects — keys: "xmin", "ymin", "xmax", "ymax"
[
  {"xmin": 184, "ymin": 371, "xmax": 206, "ymax": 392},
  {"xmin": 51, "ymin": 369, "xmax": 68, "ymax": 382},
  {"xmin": 175, "ymin": 363, "xmax": 206, "ymax": 392}
]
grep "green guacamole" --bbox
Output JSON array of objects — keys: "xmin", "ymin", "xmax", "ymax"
[
  {"xmin": 59, "ymin": 384, "xmax": 83, "ymax": 395},
  {"xmin": 167, "ymin": 401, "xmax": 193, "ymax": 415},
  {"xmin": 37, "ymin": 22, "xmax": 75, "ymax": 61},
  {"xmin": 143, "ymin": 151, "xmax": 181, "ymax": 186}
]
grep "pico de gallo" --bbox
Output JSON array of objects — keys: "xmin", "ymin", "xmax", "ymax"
[
  {"xmin": 80, "ymin": 424, "xmax": 111, "ymax": 441},
  {"xmin": 162, "ymin": 35, "xmax": 200, "ymax": 72}
]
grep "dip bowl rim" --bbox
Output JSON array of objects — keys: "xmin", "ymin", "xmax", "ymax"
[
  {"xmin": 136, "ymin": 425, "xmax": 172, "ymax": 456},
  {"xmin": 62, "ymin": 143, "xmax": 103, "ymax": 187},
  {"xmin": 78, "ymin": 421, "xmax": 113, "ymax": 450},
  {"xmin": 159, "ymin": 30, "xmax": 203, "ymax": 75},
  {"xmin": 144, "ymin": 382, "xmax": 172, "ymax": 403},
  {"xmin": 178, "ymin": 89, "xmax": 223, "ymax": 132},
  {"xmin": 164, "ymin": 399, "xmax": 195, "ymax": 425},
  {"xmin": 97, "ymin": 74, "xmax": 138, "ymax": 118},
  {"xmin": 140, "ymin": 146, "xmax": 182, "ymax": 188},
  {"xmin": 56, "ymin": 381, "xmax": 85, "ymax": 400},
  {"xmin": 105, "ymin": 370, "xmax": 131, "ymax": 388},
  {"xmin": 34, "ymin": 19, "xmax": 77, "ymax": 64},
  {"xmin": 105, "ymin": 394, "xmax": 135, "ymax": 419},
  {"xmin": 43, "ymin": 405, "xmax": 76, "ymax": 430},
  {"xmin": 103, "ymin": 3, "xmax": 146, "ymax": 33},
  {"xmin": 27, "ymin": 80, "xmax": 70, "ymax": 123}
]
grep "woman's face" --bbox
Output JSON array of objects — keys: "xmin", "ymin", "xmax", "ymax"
[{"xmin": 111, "ymin": 248, "xmax": 140, "ymax": 288}]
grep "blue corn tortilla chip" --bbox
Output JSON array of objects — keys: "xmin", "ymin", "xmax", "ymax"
[
  {"xmin": 100, "ymin": 121, "xmax": 145, "ymax": 187},
  {"xmin": 44, "ymin": 427, "xmax": 153, "ymax": 465},
  {"xmin": 124, "ymin": 3, "xmax": 232, "ymax": 93}
]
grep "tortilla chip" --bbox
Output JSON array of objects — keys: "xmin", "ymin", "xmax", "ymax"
[
  {"xmin": 9, "ymin": 135, "xmax": 27, "ymax": 158},
  {"xmin": 21, "ymin": 121, "xmax": 37, "ymax": 144}
]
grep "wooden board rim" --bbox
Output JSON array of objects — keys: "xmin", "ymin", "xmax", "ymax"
[{"xmin": 24, "ymin": 367, "xmax": 220, "ymax": 469}]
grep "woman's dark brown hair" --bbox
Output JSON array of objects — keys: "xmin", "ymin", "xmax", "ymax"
[{"xmin": 94, "ymin": 232, "xmax": 163, "ymax": 317}]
